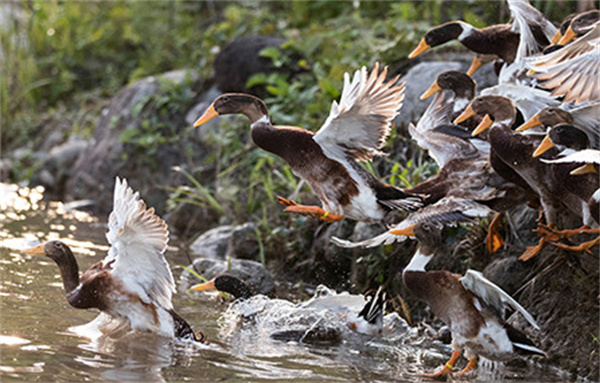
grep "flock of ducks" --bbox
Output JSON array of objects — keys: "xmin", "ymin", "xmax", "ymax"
[{"xmin": 24, "ymin": 0, "xmax": 598, "ymax": 379}]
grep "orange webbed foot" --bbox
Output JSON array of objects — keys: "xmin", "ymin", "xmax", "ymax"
[
  {"xmin": 276, "ymin": 196, "xmax": 343, "ymax": 222},
  {"xmin": 420, "ymin": 350, "xmax": 460, "ymax": 380},
  {"xmin": 520, "ymin": 237, "xmax": 547, "ymax": 261},
  {"xmin": 455, "ymin": 358, "xmax": 477, "ymax": 377}
]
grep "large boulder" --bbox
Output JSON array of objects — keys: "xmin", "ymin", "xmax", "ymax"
[{"xmin": 65, "ymin": 69, "xmax": 209, "ymax": 215}]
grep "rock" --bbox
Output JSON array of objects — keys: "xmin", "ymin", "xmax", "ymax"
[
  {"xmin": 189, "ymin": 225, "xmax": 237, "ymax": 259},
  {"xmin": 65, "ymin": 69, "xmax": 205, "ymax": 214},
  {"xmin": 181, "ymin": 257, "xmax": 274, "ymax": 296},
  {"xmin": 226, "ymin": 222, "xmax": 260, "ymax": 260},
  {"xmin": 165, "ymin": 200, "xmax": 221, "ymax": 238},
  {"xmin": 213, "ymin": 35, "xmax": 286, "ymax": 93},
  {"xmin": 483, "ymin": 256, "xmax": 529, "ymax": 295}
]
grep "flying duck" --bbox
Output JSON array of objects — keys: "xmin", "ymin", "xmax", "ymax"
[
  {"xmin": 395, "ymin": 222, "xmax": 544, "ymax": 377},
  {"xmin": 193, "ymin": 63, "xmax": 422, "ymax": 223},
  {"xmin": 23, "ymin": 178, "xmax": 201, "ymax": 342},
  {"xmin": 192, "ymin": 275, "xmax": 386, "ymax": 336},
  {"xmin": 410, "ymin": 0, "xmax": 556, "ymax": 72}
]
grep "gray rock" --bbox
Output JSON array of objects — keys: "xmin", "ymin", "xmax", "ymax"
[
  {"xmin": 483, "ymin": 256, "xmax": 529, "ymax": 295},
  {"xmin": 65, "ymin": 69, "xmax": 204, "ymax": 214},
  {"xmin": 226, "ymin": 222, "xmax": 260, "ymax": 260},
  {"xmin": 181, "ymin": 257, "xmax": 274, "ymax": 296},
  {"xmin": 189, "ymin": 225, "xmax": 238, "ymax": 259}
]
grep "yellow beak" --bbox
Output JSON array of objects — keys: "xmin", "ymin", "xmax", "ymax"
[
  {"xmin": 550, "ymin": 29, "xmax": 563, "ymax": 44},
  {"xmin": 471, "ymin": 114, "xmax": 494, "ymax": 136},
  {"xmin": 454, "ymin": 104, "xmax": 476, "ymax": 124},
  {"xmin": 466, "ymin": 56, "xmax": 484, "ymax": 76},
  {"xmin": 532, "ymin": 135, "xmax": 555, "ymax": 157},
  {"xmin": 22, "ymin": 244, "xmax": 46, "ymax": 255},
  {"xmin": 558, "ymin": 25, "xmax": 577, "ymax": 45},
  {"xmin": 420, "ymin": 80, "xmax": 442, "ymax": 100},
  {"xmin": 515, "ymin": 113, "xmax": 542, "ymax": 132},
  {"xmin": 193, "ymin": 104, "xmax": 219, "ymax": 127},
  {"xmin": 570, "ymin": 163, "xmax": 597, "ymax": 176},
  {"xmin": 409, "ymin": 38, "xmax": 431, "ymax": 59},
  {"xmin": 191, "ymin": 279, "xmax": 217, "ymax": 292},
  {"xmin": 389, "ymin": 224, "xmax": 416, "ymax": 237}
]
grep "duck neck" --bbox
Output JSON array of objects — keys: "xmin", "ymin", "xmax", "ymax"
[
  {"xmin": 460, "ymin": 24, "xmax": 517, "ymax": 62},
  {"xmin": 404, "ymin": 247, "xmax": 434, "ymax": 273},
  {"xmin": 52, "ymin": 249, "xmax": 81, "ymax": 295}
]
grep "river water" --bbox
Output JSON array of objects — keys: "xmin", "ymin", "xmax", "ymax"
[{"xmin": 0, "ymin": 183, "xmax": 572, "ymax": 382}]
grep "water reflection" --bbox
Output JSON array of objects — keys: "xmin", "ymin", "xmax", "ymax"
[{"xmin": 0, "ymin": 183, "xmax": 576, "ymax": 382}]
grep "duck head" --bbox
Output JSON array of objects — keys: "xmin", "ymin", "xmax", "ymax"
[
  {"xmin": 192, "ymin": 274, "xmax": 253, "ymax": 300},
  {"xmin": 558, "ymin": 10, "xmax": 600, "ymax": 44},
  {"xmin": 533, "ymin": 124, "xmax": 589, "ymax": 157},
  {"xmin": 454, "ymin": 95, "xmax": 516, "ymax": 136},
  {"xmin": 193, "ymin": 93, "xmax": 269, "ymax": 127},
  {"xmin": 516, "ymin": 107, "xmax": 573, "ymax": 132},
  {"xmin": 420, "ymin": 70, "xmax": 476, "ymax": 100},
  {"xmin": 23, "ymin": 241, "xmax": 80, "ymax": 293},
  {"xmin": 409, "ymin": 21, "xmax": 467, "ymax": 58}
]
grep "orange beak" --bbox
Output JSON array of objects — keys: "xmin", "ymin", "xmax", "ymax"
[
  {"xmin": 389, "ymin": 224, "xmax": 416, "ymax": 237},
  {"xmin": 570, "ymin": 163, "xmax": 597, "ymax": 176},
  {"xmin": 532, "ymin": 135, "xmax": 555, "ymax": 157},
  {"xmin": 22, "ymin": 244, "xmax": 46, "ymax": 255},
  {"xmin": 471, "ymin": 114, "xmax": 494, "ymax": 136},
  {"xmin": 420, "ymin": 80, "xmax": 442, "ymax": 100},
  {"xmin": 558, "ymin": 25, "xmax": 577, "ymax": 45},
  {"xmin": 193, "ymin": 104, "xmax": 219, "ymax": 127},
  {"xmin": 515, "ymin": 112, "xmax": 542, "ymax": 132},
  {"xmin": 191, "ymin": 279, "xmax": 217, "ymax": 292},
  {"xmin": 466, "ymin": 56, "xmax": 484, "ymax": 76},
  {"xmin": 550, "ymin": 29, "xmax": 563, "ymax": 44},
  {"xmin": 409, "ymin": 38, "xmax": 431, "ymax": 59},
  {"xmin": 454, "ymin": 104, "xmax": 476, "ymax": 124}
]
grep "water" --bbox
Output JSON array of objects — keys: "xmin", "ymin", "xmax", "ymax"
[{"xmin": 0, "ymin": 184, "xmax": 572, "ymax": 382}]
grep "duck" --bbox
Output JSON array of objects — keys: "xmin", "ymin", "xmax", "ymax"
[
  {"xmin": 193, "ymin": 63, "xmax": 422, "ymax": 223},
  {"xmin": 526, "ymin": 22, "xmax": 599, "ymax": 104},
  {"xmin": 456, "ymin": 95, "xmax": 596, "ymax": 259},
  {"xmin": 556, "ymin": 10, "xmax": 599, "ymax": 45},
  {"xmin": 394, "ymin": 222, "xmax": 544, "ymax": 377},
  {"xmin": 515, "ymin": 103, "xmax": 600, "ymax": 149},
  {"xmin": 192, "ymin": 275, "xmax": 386, "ymax": 336},
  {"xmin": 410, "ymin": 0, "xmax": 556, "ymax": 74},
  {"xmin": 23, "ymin": 177, "xmax": 201, "ymax": 342}
]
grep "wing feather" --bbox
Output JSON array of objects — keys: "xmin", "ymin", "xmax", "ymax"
[
  {"xmin": 314, "ymin": 62, "xmax": 405, "ymax": 162},
  {"xmin": 508, "ymin": 0, "xmax": 557, "ymax": 62},
  {"xmin": 461, "ymin": 270, "xmax": 539, "ymax": 329},
  {"xmin": 105, "ymin": 177, "xmax": 175, "ymax": 310}
]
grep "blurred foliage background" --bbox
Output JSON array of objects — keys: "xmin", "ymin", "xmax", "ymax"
[{"xmin": 1, "ymin": 0, "xmax": 578, "ymax": 150}]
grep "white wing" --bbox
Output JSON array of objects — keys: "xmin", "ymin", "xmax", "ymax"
[
  {"xmin": 508, "ymin": 0, "xmax": 557, "ymax": 62},
  {"xmin": 332, "ymin": 197, "xmax": 491, "ymax": 248},
  {"xmin": 541, "ymin": 149, "xmax": 600, "ymax": 165},
  {"xmin": 481, "ymin": 82, "xmax": 559, "ymax": 121},
  {"xmin": 527, "ymin": 24, "xmax": 600, "ymax": 104},
  {"xmin": 460, "ymin": 270, "xmax": 539, "ymax": 329},
  {"xmin": 314, "ymin": 62, "xmax": 405, "ymax": 162},
  {"xmin": 104, "ymin": 177, "xmax": 174, "ymax": 310}
]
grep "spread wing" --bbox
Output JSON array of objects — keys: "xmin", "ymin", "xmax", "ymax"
[
  {"xmin": 409, "ymin": 93, "xmax": 481, "ymax": 167},
  {"xmin": 314, "ymin": 62, "xmax": 405, "ymax": 162},
  {"xmin": 508, "ymin": 0, "xmax": 557, "ymax": 62},
  {"xmin": 527, "ymin": 24, "xmax": 600, "ymax": 104},
  {"xmin": 104, "ymin": 177, "xmax": 174, "ymax": 310},
  {"xmin": 332, "ymin": 197, "xmax": 491, "ymax": 248},
  {"xmin": 460, "ymin": 270, "xmax": 539, "ymax": 329},
  {"xmin": 481, "ymin": 83, "xmax": 559, "ymax": 121}
]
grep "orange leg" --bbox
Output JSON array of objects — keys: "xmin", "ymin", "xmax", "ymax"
[
  {"xmin": 421, "ymin": 350, "xmax": 461, "ymax": 379},
  {"xmin": 455, "ymin": 357, "xmax": 477, "ymax": 376},
  {"xmin": 486, "ymin": 212, "xmax": 505, "ymax": 254},
  {"xmin": 550, "ymin": 237, "xmax": 600, "ymax": 254},
  {"xmin": 276, "ymin": 196, "xmax": 344, "ymax": 223}
]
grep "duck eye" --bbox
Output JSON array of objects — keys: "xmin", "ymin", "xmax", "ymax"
[{"xmin": 221, "ymin": 96, "xmax": 230, "ymax": 103}]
